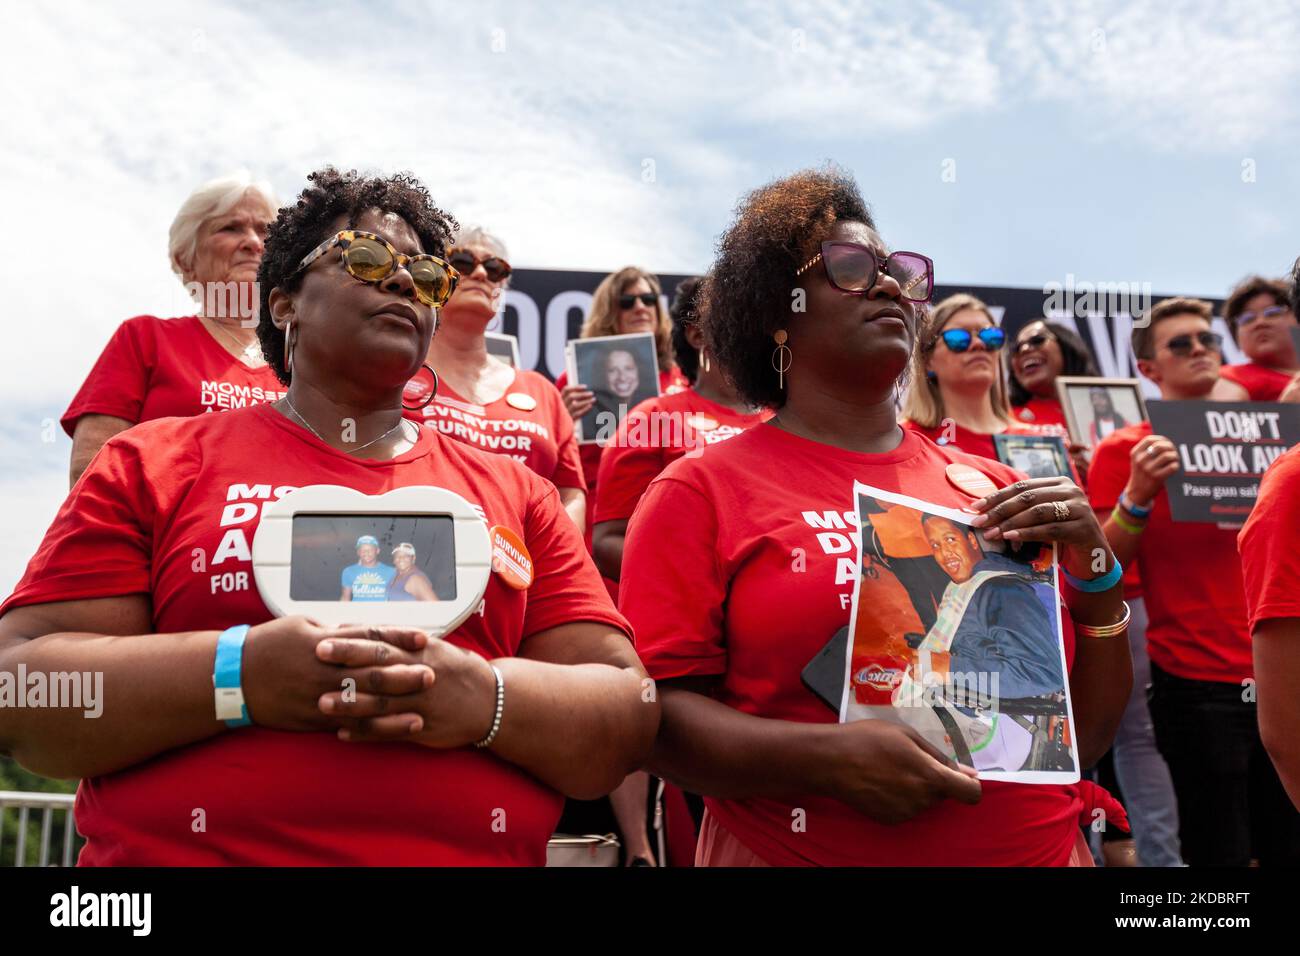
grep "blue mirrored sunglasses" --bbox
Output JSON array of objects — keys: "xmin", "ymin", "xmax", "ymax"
[{"xmin": 940, "ymin": 327, "xmax": 1006, "ymax": 352}]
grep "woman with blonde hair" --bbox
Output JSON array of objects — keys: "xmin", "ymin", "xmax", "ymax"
[
  {"xmin": 902, "ymin": 293, "xmax": 1069, "ymax": 462},
  {"xmin": 63, "ymin": 171, "xmax": 283, "ymax": 485}
]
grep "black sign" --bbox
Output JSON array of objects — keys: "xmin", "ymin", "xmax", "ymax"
[
  {"xmin": 502, "ymin": 270, "xmax": 1235, "ymax": 383},
  {"xmin": 1146, "ymin": 400, "xmax": 1300, "ymax": 523}
]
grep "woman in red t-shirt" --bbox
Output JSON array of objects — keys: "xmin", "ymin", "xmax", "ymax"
[
  {"xmin": 1220, "ymin": 275, "xmax": 1300, "ymax": 401},
  {"xmin": 405, "ymin": 225, "xmax": 586, "ymax": 530},
  {"xmin": 1007, "ymin": 320, "xmax": 1097, "ymax": 435},
  {"xmin": 619, "ymin": 167, "xmax": 1132, "ymax": 866},
  {"xmin": 901, "ymin": 295, "xmax": 1078, "ymax": 474},
  {"xmin": 592, "ymin": 276, "xmax": 770, "ymax": 582},
  {"xmin": 0, "ymin": 168, "xmax": 657, "ymax": 866},
  {"xmin": 554, "ymin": 267, "xmax": 689, "ymax": 505},
  {"xmin": 63, "ymin": 172, "xmax": 285, "ymax": 485}
]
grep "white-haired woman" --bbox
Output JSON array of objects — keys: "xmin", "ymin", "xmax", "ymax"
[
  {"xmin": 405, "ymin": 226, "xmax": 587, "ymax": 531},
  {"xmin": 63, "ymin": 172, "xmax": 282, "ymax": 485}
]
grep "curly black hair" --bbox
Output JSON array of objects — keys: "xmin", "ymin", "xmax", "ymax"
[
  {"xmin": 669, "ymin": 276, "xmax": 704, "ymax": 384},
  {"xmin": 1006, "ymin": 321, "xmax": 1099, "ymax": 407},
  {"xmin": 700, "ymin": 165, "xmax": 874, "ymax": 408},
  {"xmin": 256, "ymin": 167, "xmax": 458, "ymax": 385}
]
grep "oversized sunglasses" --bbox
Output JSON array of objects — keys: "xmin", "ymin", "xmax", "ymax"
[
  {"xmin": 619, "ymin": 292, "xmax": 658, "ymax": 309},
  {"xmin": 796, "ymin": 241, "xmax": 934, "ymax": 303},
  {"xmin": 939, "ymin": 327, "xmax": 1006, "ymax": 353},
  {"xmin": 1013, "ymin": 331, "xmax": 1055, "ymax": 354},
  {"xmin": 1164, "ymin": 331, "xmax": 1223, "ymax": 356},
  {"xmin": 290, "ymin": 230, "xmax": 459, "ymax": 307},
  {"xmin": 1237, "ymin": 304, "xmax": 1290, "ymax": 327},
  {"xmin": 447, "ymin": 248, "xmax": 512, "ymax": 283}
]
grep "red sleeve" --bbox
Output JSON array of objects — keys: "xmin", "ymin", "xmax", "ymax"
[
  {"xmin": 61, "ymin": 316, "xmax": 157, "ymax": 436},
  {"xmin": 554, "ymin": 370, "xmax": 569, "ymax": 390},
  {"xmin": 593, "ymin": 411, "xmax": 666, "ymax": 524},
  {"xmin": 618, "ymin": 476, "xmax": 727, "ymax": 679},
  {"xmin": 520, "ymin": 479, "xmax": 629, "ymax": 640},
  {"xmin": 1239, "ymin": 449, "xmax": 1300, "ymax": 629},
  {"xmin": 548, "ymin": 387, "xmax": 586, "ymax": 492},
  {"xmin": 0, "ymin": 433, "xmax": 159, "ymax": 615},
  {"xmin": 1086, "ymin": 432, "xmax": 1134, "ymax": 513}
]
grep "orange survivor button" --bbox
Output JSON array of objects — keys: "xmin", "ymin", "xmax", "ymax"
[
  {"xmin": 489, "ymin": 525, "xmax": 533, "ymax": 589},
  {"xmin": 945, "ymin": 463, "xmax": 999, "ymax": 504}
]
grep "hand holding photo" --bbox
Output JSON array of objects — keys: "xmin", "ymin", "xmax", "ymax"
[
  {"xmin": 1056, "ymin": 376, "xmax": 1148, "ymax": 451},
  {"xmin": 565, "ymin": 332, "xmax": 661, "ymax": 444},
  {"xmin": 838, "ymin": 481, "xmax": 1078, "ymax": 783}
]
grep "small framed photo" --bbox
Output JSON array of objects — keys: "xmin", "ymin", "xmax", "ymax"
[
  {"xmin": 252, "ymin": 485, "xmax": 491, "ymax": 636},
  {"xmin": 565, "ymin": 332, "xmax": 661, "ymax": 444},
  {"xmin": 485, "ymin": 331, "xmax": 520, "ymax": 368},
  {"xmin": 992, "ymin": 433, "xmax": 1073, "ymax": 480},
  {"xmin": 1055, "ymin": 376, "xmax": 1149, "ymax": 450}
]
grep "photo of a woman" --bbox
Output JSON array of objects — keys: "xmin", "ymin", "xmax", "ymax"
[
  {"xmin": 604, "ymin": 348, "xmax": 640, "ymax": 401},
  {"xmin": 388, "ymin": 543, "xmax": 439, "ymax": 602}
]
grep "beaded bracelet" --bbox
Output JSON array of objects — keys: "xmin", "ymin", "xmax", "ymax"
[{"xmin": 475, "ymin": 664, "xmax": 505, "ymax": 749}]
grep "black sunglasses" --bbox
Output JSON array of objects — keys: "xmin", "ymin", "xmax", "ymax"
[
  {"xmin": 446, "ymin": 249, "xmax": 511, "ymax": 282},
  {"xmin": 619, "ymin": 292, "xmax": 657, "ymax": 309},
  {"xmin": 1013, "ymin": 332, "xmax": 1055, "ymax": 355},
  {"xmin": 1164, "ymin": 331, "xmax": 1223, "ymax": 356}
]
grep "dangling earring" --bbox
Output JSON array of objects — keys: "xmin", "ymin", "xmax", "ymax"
[
  {"xmin": 926, "ymin": 369, "xmax": 937, "ymax": 383},
  {"xmin": 699, "ymin": 347, "xmax": 710, "ymax": 373},
  {"xmin": 285, "ymin": 322, "xmax": 295, "ymax": 375},
  {"xmin": 402, "ymin": 364, "xmax": 439, "ymax": 411},
  {"xmin": 772, "ymin": 330, "xmax": 791, "ymax": 389}
]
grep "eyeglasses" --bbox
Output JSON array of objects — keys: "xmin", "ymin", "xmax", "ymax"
[
  {"xmin": 290, "ymin": 230, "xmax": 459, "ymax": 307},
  {"xmin": 795, "ymin": 241, "xmax": 934, "ymax": 303},
  {"xmin": 446, "ymin": 248, "xmax": 511, "ymax": 283},
  {"xmin": 938, "ymin": 327, "xmax": 1006, "ymax": 353},
  {"xmin": 1013, "ymin": 332, "xmax": 1054, "ymax": 355},
  {"xmin": 1163, "ymin": 331, "xmax": 1223, "ymax": 356},
  {"xmin": 619, "ymin": 292, "xmax": 658, "ymax": 309},
  {"xmin": 1237, "ymin": 304, "xmax": 1290, "ymax": 327}
]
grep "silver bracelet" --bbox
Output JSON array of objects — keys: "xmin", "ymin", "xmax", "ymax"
[{"xmin": 474, "ymin": 664, "xmax": 505, "ymax": 749}]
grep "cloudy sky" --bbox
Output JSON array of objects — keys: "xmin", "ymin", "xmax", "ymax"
[{"xmin": 1, "ymin": 0, "xmax": 1297, "ymax": 593}]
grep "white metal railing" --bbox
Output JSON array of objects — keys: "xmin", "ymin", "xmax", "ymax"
[{"xmin": 0, "ymin": 791, "xmax": 80, "ymax": 867}]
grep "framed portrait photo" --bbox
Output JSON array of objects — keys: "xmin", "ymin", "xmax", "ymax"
[
  {"xmin": 1055, "ymin": 376, "xmax": 1149, "ymax": 451},
  {"xmin": 565, "ymin": 332, "xmax": 661, "ymax": 444},
  {"xmin": 992, "ymin": 433, "xmax": 1073, "ymax": 480},
  {"xmin": 252, "ymin": 485, "xmax": 491, "ymax": 636}
]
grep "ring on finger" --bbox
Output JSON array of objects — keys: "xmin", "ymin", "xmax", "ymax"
[{"xmin": 1052, "ymin": 501, "xmax": 1070, "ymax": 522}]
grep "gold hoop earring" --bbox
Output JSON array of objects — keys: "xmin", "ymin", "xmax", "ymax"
[{"xmin": 772, "ymin": 330, "xmax": 791, "ymax": 389}]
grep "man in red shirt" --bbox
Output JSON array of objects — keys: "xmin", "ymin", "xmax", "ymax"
[
  {"xmin": 1238, "ymin": 260, "xmax": 1300, "ymax": 810},
  {"xmin": 1089, "ymin": 296, "xmax": 1300, "ymax": 865},
  {"xmin": 1220, "ymin": 275, "xmax": 1300, "ymax": 401}
]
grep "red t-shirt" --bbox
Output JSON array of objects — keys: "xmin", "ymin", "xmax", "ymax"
[
  {"xmin": 594, "ymin": 388, "xmax": 771, "ymax": 525},
  {"xmin": 555, "ymin": 367, "xmax": 689, "ymax": 499},
  {"xmin": 1, "ymin": 404, "xmax": 629, "ymax": 866},
  {"xmin": 1012, "ymin": 397, "xmax": 1068, "ymax": 429},
  {"xmin": 620, "ymin": 423, "xmax": 1086, "ymax": 866},
  {"xmin": 903, "ymin": 418, "xmax": 1069, "ymax": 464},
  {"xmin": 1220, "ymin": 362, "xmax": 1294, "ymax": 402},
  {"xmin": 1239, "ymin": 445, "xmax": 1300, "ymax": 631},
  {"xmin": 404, "ymin": 368, "xmax": 585, "ymax": 492},
  {"xmin": 61, "ymin": 315, "xmax": 286, "ymax": 436},
  {"xmin": 1087, "ymin": 422, "xmax": 1251, "ymax": 683}
]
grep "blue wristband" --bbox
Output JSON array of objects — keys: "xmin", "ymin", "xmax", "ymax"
[
  {"xmin": 1119, "ymin": 492, "xmax": 1153, "ymax": 518},
  {"xmin": 213, "ymin": 625, "xmax": 252, "ymax": 728},
  {"xmin": 1062, "ymin": 559, "xmax": 1124, "ymax": 593}
]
